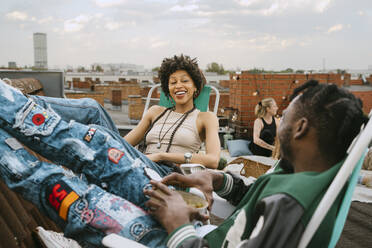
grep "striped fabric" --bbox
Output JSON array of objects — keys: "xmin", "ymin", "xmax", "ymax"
[
  {"xmin": 216, "ymin": 173, "xmax": 233, "ymax": 197},
  {"xmin": 167, "ymin": 224, "xmax": 198, "ymax": 248}
]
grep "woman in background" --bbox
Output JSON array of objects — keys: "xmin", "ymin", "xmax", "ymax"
[{"xmin": 249, "ymin": 98, "xmax": 279, "ymax": 157}]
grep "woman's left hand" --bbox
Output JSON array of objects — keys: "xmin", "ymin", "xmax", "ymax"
[{"xmin": 146, "ymin": 153, "xmax": 163, "ymax": 162}]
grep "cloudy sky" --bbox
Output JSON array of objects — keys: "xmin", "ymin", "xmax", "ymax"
[{"xmin": 1, "ymin": 0, "xmax": 371, "ymax": 70}]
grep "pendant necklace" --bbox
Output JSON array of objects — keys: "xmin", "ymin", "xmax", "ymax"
[{"xmin": 157, "ymin": 109, "xmax": 187, "ymax": 149}]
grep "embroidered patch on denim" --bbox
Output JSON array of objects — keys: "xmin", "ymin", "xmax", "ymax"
[
  {"xmin": 96, "ymin": 194, "xmax": 146, "ymax": 228},
  {"xmin": 81, "ymin": 208, "xmax": 94, "ymax": 224},
  {"xmin": 89, "ymin": 208, "xmax": 123, "ymax": 234},
  {"xmin": 46, "ymin": 180, "xmax": 79, "ymax": 220},
  {"xmin": 32, "ymin": 113, "xmax": 46, "ymax": 125},
  {"xmin": 130, "ymin": 223, "xmax": 149, "ymax": 241},
  {"xmin": 74, "ymin": 198, "xmax": 89, "ymax": 214},
  {"xmin": 84, "ymin": 127, "xmax": 97, "ymax": 142},
  {"xmin": 108, "ymin": 148, "xmax": 124, "ymax": 164},
  {"xmin": 5, "ymin": 138, "xmax": 23, "ymax": 150}
]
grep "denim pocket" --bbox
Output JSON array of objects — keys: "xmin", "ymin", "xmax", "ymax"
[{"xmin": 13, "ymin": 99, "xmax": 61, "ymax": 136}]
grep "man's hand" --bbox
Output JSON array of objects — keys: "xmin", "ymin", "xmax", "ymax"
[
  {"xmin": 144, "ymin": 180, "xmax": 209, "ymax": 234},
  {"xmin": 161, "ymin": 171, "xmax": 224, "ymax": 211}
]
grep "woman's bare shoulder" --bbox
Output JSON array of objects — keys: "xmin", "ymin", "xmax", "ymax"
[
  {"xmin": 254, "ymin": 118, "xmax": 264, "ymax": 126},
  {"xmin": 147, "ymin": 105, "xmax": 167, "ymax": 119},
  {"xmin": 198, "ymin": 111, "xmax": 218, "ymax": 122}
]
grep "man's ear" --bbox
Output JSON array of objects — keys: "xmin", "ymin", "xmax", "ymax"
[{"xmin": 293, "ymin": 118, "xmax": 309, "ymax": 139}]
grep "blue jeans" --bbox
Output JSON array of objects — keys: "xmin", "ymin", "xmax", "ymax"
[
  {"xmin": 30, "ymin": 95, "xmax": 119, "ymax": 134},
  {"xmin": 0, "ymin": 80, "xmax": 172, "ymax": 247}
]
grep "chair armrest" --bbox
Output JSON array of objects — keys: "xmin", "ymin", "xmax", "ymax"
[{"xmin": 102, "ymin": 234, "xmax": 148, "ymax": 248}]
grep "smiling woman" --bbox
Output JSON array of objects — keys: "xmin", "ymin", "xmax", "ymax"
[{"xmin": 124, "ymin": 55, "xmax": 221, "ymax": 169}]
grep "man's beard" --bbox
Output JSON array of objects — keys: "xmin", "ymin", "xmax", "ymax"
[
  {"xmin": 279, "ymin": 127, "xmax": 294, "ymax": 172},
  {"xmin": 278, "ymin": 158, "xmax": 294, "ymax": 173}
]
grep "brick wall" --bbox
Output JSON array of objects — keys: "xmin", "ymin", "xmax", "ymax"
[
  {"xmin": 141, "ymin": 85, "xmax": 161, "ymax": 99},
  {"xmin": 219, "ymin": 80, "xmax": 230, "ymax": 88},
  {"xmin": 68, "ymin": 80, "xmax": 93, "ymax": 89},
  {"xmin": 209, "ymin": 92, "xmax": 230, "ymax": 116},
  {"xmin": 128, "ymin": 95, "xmax": 144, "ymax": 121},
  {"xmin": 350, "ymin": 79, "xmax": 364, "ymax": 85},
  {"xmin": 95, "ymin": 83, "xmax": 141, "ymax": 101},
  {"xmin": 228, "ymin": 72, "xmax": 362, "ymax": 138},
  {"xmin": 352, "ymin": 91, "xmax": 372, "ymax": 114},
  {"xmin": 64, "ymin": 92, "xmax": 105, "ymax": 106}
]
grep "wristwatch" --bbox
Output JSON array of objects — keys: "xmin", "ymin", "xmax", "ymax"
[{"xmin": 184, "ymin": 152, "xmax": 192, "ymax": 163}]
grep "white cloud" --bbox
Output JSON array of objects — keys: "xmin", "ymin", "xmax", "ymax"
[
  {"xmin": 327, "ymin": 24, "xmax": 343, "ymax": 33},
  {"xmin": 150, "ymin": 40, "xmax": 169, "ymax": 48},
  {"xmin": 237, "ymin": 0, "xmax": 260, "ymax": 7},
  {"xmin": 105, "ymin": 21, "xmax": 123, "ymax": 30},
  {"xmin": 314, "ymin": 0, "xmax": 332, "ymax": 13},
  {"xmin": 225, "ymin": 34, "xmax": 296, "ymax": 51},
  {"xmin": 104, "ymin": 20, "xmax": 136, "ymax": 30},
  {"xmin": 170, "ymin": 4, "xmax": 199, "ymax": 12},
  {"xmin": 6, "ymin": 11, "xmax": 55, "ymax": 25},
  {"xmin": 299, "ymin": 41, "xmax": 311, "ymax": 47},
  {"xmin": 281, "ymin": 39, "xmax": 295, "ymax": 48},
  {"xmin": 94, "ymin": 0, "xmax": 126, "ymax": 8},
  {"xmin": 237, "ymin": 0, "xmax": 333, "ymax": 16},
  {"xmin": 64, "ymin": 15, "xmax": 92, "ymax": 32},
  {"xmin": 5, "ymin": 11, "xmax": 28, "ymax": 21},
  {"xmin": 95, "ymin": 13, "xmax": 104, "ymax": 19},
  {"xmin": 52, "ymin": 27, "xmax": 61, "ymax": 33},
  {"xmin": 38, "ymin": 16, "xmax": 54, "ymax": 24}
]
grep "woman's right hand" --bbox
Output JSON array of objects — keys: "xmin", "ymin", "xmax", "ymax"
[{"xmin": 161, "ymin": 171, "xmax": 223, "ymax": 210}]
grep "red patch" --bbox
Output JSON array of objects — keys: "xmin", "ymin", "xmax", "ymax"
[
  {"xmin": 32, "ymin": 113, "xmax": 45, "ymax": 126},
  {"xmin": 47, "ymin": 181, "xmax": 72, "ymax": 212},
  {"xmin": 108, "ymin": 148, "xmax": 124, "ymax": 164}
]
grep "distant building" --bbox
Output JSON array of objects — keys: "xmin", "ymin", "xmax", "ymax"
[
  {"xmin": 33, "ymin": 33, "xmax": 48, "ymax": 69},
  {"xmin": 91, "ymin": 63, "xmax": 145, "ymax": 73},
  {"xmin": 8, "ymin": 61, "xmax": 17, "ymax": 69}
]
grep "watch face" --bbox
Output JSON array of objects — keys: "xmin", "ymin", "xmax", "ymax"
[{"xmin": 185, "ymin": 152, "xmax": 192, "ymax": 163}]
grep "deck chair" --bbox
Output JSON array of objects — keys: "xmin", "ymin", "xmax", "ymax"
[
  {"xmin": 142, "ymin": 83, "xmax": 220, "ymax": 119},
  {"xmin": 298, "ymin": 109, "xmax": 372, "ymax": 248}
]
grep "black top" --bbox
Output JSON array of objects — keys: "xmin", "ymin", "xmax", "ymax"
[
  {"xmin": 261, "ymin": 116, "xmax": 276, "ymax": 139},
  {"xmin": 249, "ymin": 116, "xmax": 276, "ymax": 157}
]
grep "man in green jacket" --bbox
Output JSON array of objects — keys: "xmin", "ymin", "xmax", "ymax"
[{"xmin": 144, "ymin": 80, "xmax": 369, "ymax": 248}]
